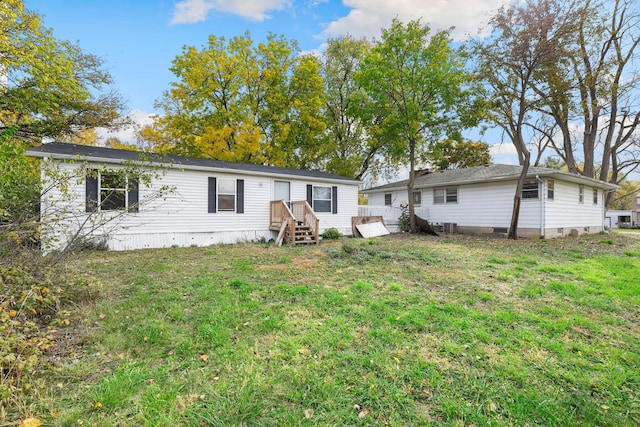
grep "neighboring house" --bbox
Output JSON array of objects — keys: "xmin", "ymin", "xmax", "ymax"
[
  {"xmin": 361, "ymin": 164, "xmax": 618, "ymax": 238},
  {"xmin": 26, "ymin": 143, "xmax": 360, "ymax": 251},
  {"xmin": 605, "ymin": 193, "xmax": 640, "ymax": 228}
]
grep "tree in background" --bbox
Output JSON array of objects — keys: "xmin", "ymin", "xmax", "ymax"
[
  {"xmin": 427, "ymin": 139, "xmax": 492, "ymax": 171},
  {"xmin": 138, "ymin": 32, "xmax": 325, "ymax": 167},
  {"xmin": 0, "ymin": 0, "xmax": 127, "ymax": 144},
  {"xmin": 609, "ymin": 181, "xmax": 640, "ymax": 210},
  {"xmin": 477, "ymin": 0, "xmax": 640, "ymax": 211},
  {"xmin": 357, "ymin": 19, "xmax": 478, "ymax": 232},
  {"xmin": 474, "ymin": 0, "xmax": 580, "ymax": 239},
  {"xmin": 317, "ymin": 36, "xmax": 383, "ymax": 180}
]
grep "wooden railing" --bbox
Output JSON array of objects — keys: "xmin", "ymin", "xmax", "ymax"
[
  {"xmin": 269, "ymin": 200, "xmax": 319, "ymax": 245},
  {"xmin": 270, "ymin": 200, "xmax": 295, "ymax": 245},
  {"xmin": 291, "ymin": 200, "xmax": 319, "ymax": 244}
]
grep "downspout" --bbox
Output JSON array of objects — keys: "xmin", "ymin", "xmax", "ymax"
[{"xmin": 536, "ymin": 175, "xmax": 545, "ymax": 238}]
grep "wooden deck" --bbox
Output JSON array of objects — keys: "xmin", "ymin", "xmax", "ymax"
[{"xmin": 269, "ymin": 200, "xmax": 320, "ymax": 245}]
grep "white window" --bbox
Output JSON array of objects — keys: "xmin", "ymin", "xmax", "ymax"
[
  {"xmin": 434, "ymin": 187, "xmax": 457, "ymax": 204},
  {"xmin": 384, "ymin": 193, "xmax": 392, "ymax": 206},
  {"xmin": 218, "ymin": 178, "xmax": 236, "ymax": 211},
  {"xmin": 522, "ymin": 180, "xmax": 539, "ymax": 199},
  {"xmin": 86, "ymin": 170, "xmax": 138, "ymax": 213},
  {"xmin": 413, "ymin": 191, "xmax": 422, "ymax": 206},
  {"xmin": 313, "ymin": 186, "xmax": 332, "ymax": 212},
  {"xmin": 579, "ymin": 185, "xmax": 584, "ymax": 203},
  {"xmin": 100, "ymin": 173, "xmax": 127, "ymax": 210},
  {"xmin": 547, "ymin": 180, "xmax": 554, "ymax": 200},
  {"xmin": 593, "ymin": 188, "xmax": 598, "ymax": 205}
]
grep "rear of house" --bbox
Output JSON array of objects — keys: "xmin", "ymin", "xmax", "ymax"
[
  {"xmin": 362, "ymin": 165, "xmax": 616, "ymax": 238},
  {"xmin": 27, "ymin": 143, "xmax": 360, "ymax": 252}
]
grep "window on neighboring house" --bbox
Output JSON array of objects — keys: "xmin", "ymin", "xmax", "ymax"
[
  {"xmin": 208, "ymin": 177, "xmax": 244, "ymax": 213},
  {"xmin": 522, "ymin": 180, "xmax": 539, "ymax": 199},
  {"xmin": 86, "ymin": 169, "xmax": 139, "ymax": 213},
  {"xmin": 434, "ymin": 187, "xmax": 457, "ymax": 204},
  {"xmin": 413, "ymin": 191, "xmax": 422, "ymax": 206},
  {"xmin": 579, "ymin": 185, "xmax": 584, "ymax": 203},
  {"xmin": 384, "ymin": 193, "xmax": 392, "ymax": 206},
  {"xmin": 547, "ymin": 180, "xmax": 554, "ymax": 200},
  {"xmin": 593, "ymin": 188, "xmax": 598, "ymax": 204},
  {"xmin": 306, "ymin": 185, "xmax": 337, "ymax": 213}
]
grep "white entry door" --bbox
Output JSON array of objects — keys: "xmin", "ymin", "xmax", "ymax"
[{"xmin": 274, "ymin": 180, "xmax": 290, "ymax": 206}]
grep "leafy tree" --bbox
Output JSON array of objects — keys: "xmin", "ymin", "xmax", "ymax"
[
  {"xmin": 478, "ymin": 0, "xmax": 640, "ymax": 210},
  {"xmin": 139, "ymin": 32, "xmax": 325, "ymax": 167},
  {"xmin": 316, "ymin": 36, "xmax": 378, "ymax": 180},
  {"xmin": 357, "ymin": 19, "xmax": 478, "ymax": 232},
  {"xmin": 0, "ymin": 0, "xmax": 127, "ymax": 143},
  {"xmin": 474, "ymin": 0, "xmax": 579, "ymax": 239},
  {"xmin": 427, "ymin": 139, "xmax": 492, "ymax": 170}
]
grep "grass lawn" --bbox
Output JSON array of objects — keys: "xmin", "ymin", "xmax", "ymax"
[{"xmin": 16, "ymin": 233, "xmax": 640, "ymax": 425}]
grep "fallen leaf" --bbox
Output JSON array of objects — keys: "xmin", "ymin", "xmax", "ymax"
[
  {"xmin": 298, "ymin": 347, "xmax": 309, "ymax": 355},
  {"xmin": 353, "ymin": 404, "xmax": 361, "ymax": 410},
  {"xmin": 200, "ymin": 354, "xmax": 209, "ymax": 362},
  {"xmin": 93, "ymin": 402, "xmax": 103, "ymax": 410},
  {"xmin": 488, "ymin": 401, "xmax": 497, "ymax": 412},
  {"xmin": 20, "ymin": 418, "xmax": 43, "ymax": 427},
  {"xmin": 358, "ymin": 408, "xmax": 370, "ymax": 419},
  {"xmin": 304, "ymin": 409, "xmax": 314, "ymax": 419},
  {"xmin": 9, "ymin": 310, "xmax": 17, "ymax": 318},
  {"xmin": 601, "ymin": 404, "xmax": 610, "ymax": 410}
]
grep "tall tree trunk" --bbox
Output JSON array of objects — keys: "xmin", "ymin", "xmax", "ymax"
[
  {"xmin": 508, "ymin": 152, "xmax": 531, "ymax": 240},
  {"xmin": 408, "ymin": 139, "xmax": 417, "ymax": 233}
]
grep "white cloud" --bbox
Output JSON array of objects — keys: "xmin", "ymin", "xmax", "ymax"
[
  {"xmin": 320, "ymin": 0, "xmax": 506, "ymax": 41},
  {"xmin": 171, "ymin": 0, "xmax": 292, "ymax": 24},
  {"xmin": 95, "ymin": 109, "xmax": 157, "ymax": 144}
]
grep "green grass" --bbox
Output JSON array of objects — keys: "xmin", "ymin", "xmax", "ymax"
[{"xmin": 9, "ymin": 234, "xmax": 640, "ymax": 425}]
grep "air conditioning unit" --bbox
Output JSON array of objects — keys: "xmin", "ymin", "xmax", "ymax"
[{"xmin": 443, "ymin": 223, "xmax": 457, "ymax": 233}]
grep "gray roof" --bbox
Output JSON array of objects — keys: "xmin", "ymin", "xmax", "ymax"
[
  {"xmin": 363, "ymin": 164, "xmax": 618, "ymax": 192},
  {"xmin": 26, "ymin": 142, "xmax": 360, "ymax": 184}
]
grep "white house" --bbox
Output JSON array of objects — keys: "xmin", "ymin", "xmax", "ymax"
[
  {"xmin": 361, "ymin": 164, "xmax": 618, "ymax": 238},
  {"xmin": 26, "ymin": 143, "xmax": 360, "ymax": 251}
]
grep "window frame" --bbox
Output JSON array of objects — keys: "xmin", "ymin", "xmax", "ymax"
[
  {"xmin": 312, "ymin": 185, "xmax": 332, "ymax": 213},
  {"xmin": 593, "ymin": 188, "xmax": 598, "ymax": 205},
  {"xmin": 521, "ymin": 180, "xmax": 539, "ymax": 199},
  {"xmin": 384, "ymin": 193, "xmax": 392, "ymax": 206},
  {"xmin": 217, "ymin": 178, "xmax": 237, "ymax": 212},
  {"xmin": 86, "ymin": 169, "xmax": 138, "ymax": 213},
  {"xmin": 547, "ymin": 180, "xmax": 554, "ymax": 200},
  {"xmin": 413, "ymin": 191, "xmax": 422, "ymax": 206},
  {"xmin": 433, "ymin": 187, "xmax": 457, "ymax": 204},
  {"xmin": 579, "ymin": 185, "xmax": 584, "ymax": 204}
]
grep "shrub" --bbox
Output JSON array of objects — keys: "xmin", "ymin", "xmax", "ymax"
[{"xmin": 322, "ymin": 227, "xmax": 343, "ymax": 240}]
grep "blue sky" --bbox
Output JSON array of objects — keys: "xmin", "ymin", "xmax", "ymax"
[{"xmin": 24, "ymin": 0, "xmax": 515, "ymax": 161}]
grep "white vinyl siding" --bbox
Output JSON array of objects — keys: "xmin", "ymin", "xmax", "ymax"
[
  {"xmin": 545, "ymin": 181, "xmax": 604, "ymax": 229},
  {"xmin": 39, "ymin": 161, "xmax": 359, "ymax": 251}
]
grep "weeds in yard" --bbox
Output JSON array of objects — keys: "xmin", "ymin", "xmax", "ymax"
[{"xmin": 3, "ymin": 235, "xmax": 639, "ymax": 425}]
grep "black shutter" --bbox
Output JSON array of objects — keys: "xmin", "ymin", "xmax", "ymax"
[
  {"xmin": 128, "ymin": 177, "xmax": 139, "ymax": 213},
  {"xmin": 332, "ymin": 186, "xmax": 338, "ymax": 214},
  {"xmin": 208, "ymin": 177, "xmax": 217, "ymax": 213},
  {"xmin": 306, "ymin": 184, "xmax": 313, "ymax": 207},
  {"xmin": 86, "ymin": 169, "xmax": 98, "ymax": 212},
  {"xmin": 236, "ymin": 179, "xmax": 244, "ymax": 213}
]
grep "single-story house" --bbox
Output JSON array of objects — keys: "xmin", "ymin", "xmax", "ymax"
[
  {"xmin": 604, "ymin": 210, "xmax": 634, "ymax": 229},
  {"xmin": 361, "ymin": 164, "xmax": 618, "ymax": 238},
  {"xmin": 26, "ymin": 143, "xmax": 360, "ymax": 251}
]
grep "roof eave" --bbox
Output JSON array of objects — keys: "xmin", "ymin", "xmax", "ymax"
[{"xmin": 27, "ymin": 150, "xmax": 361, "ymax": 185}]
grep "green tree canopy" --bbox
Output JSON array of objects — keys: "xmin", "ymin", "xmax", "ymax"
[
  {"xmin": 0, "ymin": 0, "xmax": 127, "ymax": 143},
  {"xmin": 139, "ymin": 32, "xmax": 325, "ymax": 167},
  {"xmin": 427, "ymin": 139, "xmax": 492, "ymax": 171},
  {"xmin": 357, "ymin": 19, "xmax": 478, "ymax": 232}
]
